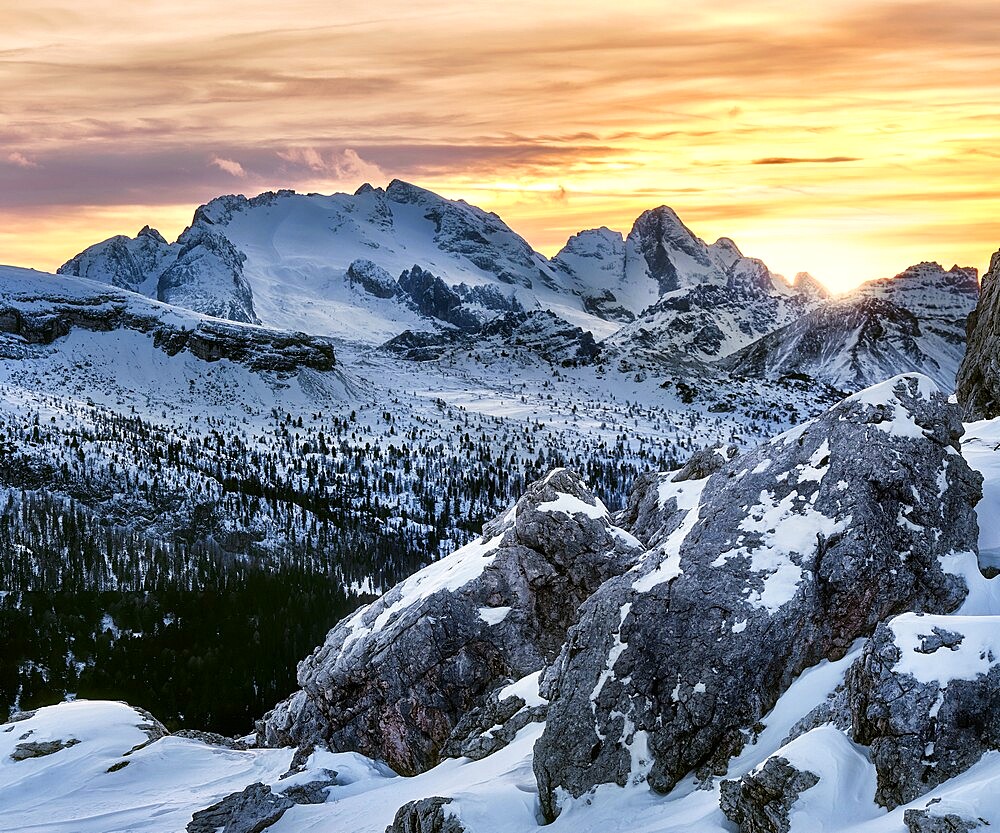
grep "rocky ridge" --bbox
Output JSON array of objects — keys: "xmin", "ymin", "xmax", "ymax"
[{"xmin": 958, "ymin": 249, "xmax": 1000, "ymax": 419}]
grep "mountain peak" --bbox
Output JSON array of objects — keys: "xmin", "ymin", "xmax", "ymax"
[
  {"xmin": 791, "ymin": 271, "xmax": 829, "ymax": 300},
  {"xmin": 136, "ymin": 225, "xmax": 167, "ymax": 244}
]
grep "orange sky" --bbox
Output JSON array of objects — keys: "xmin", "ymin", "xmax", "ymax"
[{"xmin": 2, "ymin": 0, "xmax": 1000, "ymax": 291}]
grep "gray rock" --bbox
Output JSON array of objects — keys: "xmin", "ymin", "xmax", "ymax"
[
  {"xmin": 173, "ymin": 729, "xmax": 247, "ymax": 749},
  {"xmin": 904, "ymin": 806, "xmax": 988, "ymax": 833},
  {"xmin": 258, "ymin": 468, "xmax": 642, "ymax": 775},
  {"xmin": 10, "ymin": 737, "xmax": 80, "ymax": 761},
  {"xmin": 534, "ymin": 375, "xmax": 982, "ymax": 819},
  {"xmin": 385, "ymin": 796, "xmax": 466, "ymax": 833},
  {"xmin": 957, "ymin": 248, "xmax": 1000, "ymax": 420},
  {"xmin": 440, "ymin": 687, "xmax": 546, "ymax": 761},
  {"xmin": 847, "ymin": 616, "xmax": 1000, "ymax": 808},
  {"xmin": 279, "ymin": 770, "xmax": 338, "ymax": 804},
  {"xmin": 186, "ymin": 782, "xmax": 294, "ymax": 833},
  {"xmin": 347, "ymin": 259, "xmax": 400, "ymax": 299},
  {"xmin": 719, "ymin": 757, "xmax": 820, "ymax": 833}
]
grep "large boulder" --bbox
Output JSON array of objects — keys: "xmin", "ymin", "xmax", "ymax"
[
  {"xmin": 848, "ymin": 613, "xmax": 1000, "ymax": 808},
  {"xmin": 385, "ymin": 797, "xmax": 467, "ymax": 833},
  {"xmin": 719, "ymin": 756, "xmax": 820, "ymax": 833},
  {"xmin": 534, "ymin": 374, "xmax": 982, "ymax": 819},
  {"xmin": 957, "ymin": 249, "xmax": 1000, "ymax": 420},
  {"xmin": 257, "ymin": 469, "xmax": 642, "ymax": 775}
]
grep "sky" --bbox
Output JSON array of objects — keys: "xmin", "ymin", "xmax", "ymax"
[{"xmin": 2, "ymin": 0, "xmax": 1000, "ymax": 291}]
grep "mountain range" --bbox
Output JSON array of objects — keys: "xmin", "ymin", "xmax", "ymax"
[
  {"xmin": 56, "ymin": 180, "xmax": 978, "ymax": 390},
  {"xmin": 2, "ymin": 180, "xmax": 999, "ymax": 833}
]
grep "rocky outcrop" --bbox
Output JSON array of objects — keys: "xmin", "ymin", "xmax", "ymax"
[
  {"xmin": 398, "ymin": 265, "xmax": 484, "ymax": 332},
  {"xmin": 385, "ymin": 797, "xmax": 467, "ymax": 833},
  {"xmin": 847, "ymin": 614, "xmax": 1000, "ymax": 808},
  {"xmin": 0, "ymin": 271, "xmax": 335, "ymax": 373},
  {"xmin": 157, "ymin": 226, "xmax": 257, "ymax": 324},
  {"xmin": 383, "ymin": 310, "xmax": 600, "ymax": 365},
  {"xmin": 258, "ymin": 469, "xmax": 642, "ymax": 775},
  {"xmin": 10, "ymin": 737, "xmax": 80, "ymax": 761},
  {"xmin": 347, "ymin": 259, "xmax": 400, "ymax": 299},
  {"xmin": 719, "ymin": 757, "xmax": 820, "ymax": 833},
  {"xmin": 957, "ymin": 249, "xmax": 1000, "ymax": 419},
  {"xmin": 904, "ymin": 806, "xmax": 989, "ymax": 833},
  {"xmin": 440, "ymin": 673, "xmax": 547, "ymax": 761},
  {"xmin": 186, "ymin": 782, "xmax": 294, "ymax": 833},
  {"xmin": 533, "ymin": 374, "xmax": 981, "ymax": 819}
]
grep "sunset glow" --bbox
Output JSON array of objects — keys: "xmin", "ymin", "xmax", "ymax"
[{"xmin": 3, "ymin": 0, "xmax": 1000, "ymax": 290}]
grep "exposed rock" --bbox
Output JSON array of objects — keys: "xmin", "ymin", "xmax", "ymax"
[
  {"xmin": 258, "ymin": 468, "xmax": 642, "ymax": 775},
  {"xmin": 173, "ymin": 729, "xmax": 247, "ymax": 749},
  {"xmin": 10, "ymin": 737, "xmax": 80, "ymax": 761},
  {"xmin": 186, "ymin": 782, "xmax": 293, "ymax": 833},
  {"xmin": 847, "ymin": 614, "xmax": 1000, "ymax": 808},
  {"xmin": 347, "ymin": 259, "xmax": 400, "ymax": 299},
  {"xmin": 534, "ymin": 375, "xmax": 982, "ymax": 819},
  {"xmin": 58, "ymin": 226, "xmax": 175, "ymax": 292},
  {"xmin": 719, "ymin": 757, "xmax": 820, "ymax": 833},
  {"xmin": 440, "ymin": 676, "xmax": 547, "ymax": 761},
  {"xmin": 279, "ymin": 770, "xmax": 339, "ymax": 804},
  {"xmin": 0, "ymin": 271, "xmax": 336, "ymax": 374},
  {"xmin": 157, "ymin": 226, "xmax": 257, "ymax": 324},
  {"xmin": 385, "ymin": 796, "xmax": 466, "ymax": 833},
  {"xmin": 904, "ymin": 805, "xmax": 988, "ymax": 833},
  {"xmin": 382, "ymin": 310, "xmax": 599, "ymax": 365},
  {"xmin": 398, "ymin": 265, "xmax": 483, "ymax": 332},
  {"xmin": 957, "ymin": 249, "xmax": 1000, "ymax": 420}
]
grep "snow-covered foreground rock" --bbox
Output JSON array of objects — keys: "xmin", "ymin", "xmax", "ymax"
[{"xmin": 6, "ymin": 375, "xmax": 1000, "ymax": 833}]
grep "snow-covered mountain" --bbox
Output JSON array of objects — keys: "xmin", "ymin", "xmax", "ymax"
[
  {"xmin": 58, "ymin": 182, "xmax": 826, "ymax": 356},
  {"xmin": 723, "ymin": 261, "xmax": 979, "ymax": 390},
  {"xmin": 59, "ymin": 181, "xmax": 608, "ymax": 343},
  {"xmin": 58, "ymin": 182, "xmax": 978, "ymax": 393}
]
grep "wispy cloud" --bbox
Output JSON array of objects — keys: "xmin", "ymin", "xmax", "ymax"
[
  {"xmin": 210, "ymin": 156, "xmax": 247, "ymax": 178},
  {"xmin": 7, "ymin": 151, "xmax": 38, "ymax": 168},
  {"xmin": 753, "ymin": 157, "xmax": 861, "ymax": 165}
]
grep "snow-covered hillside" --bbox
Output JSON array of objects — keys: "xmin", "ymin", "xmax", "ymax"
[{"xmin": 3, "ymin": 383, "xmax": 1000, "ymax": 833}]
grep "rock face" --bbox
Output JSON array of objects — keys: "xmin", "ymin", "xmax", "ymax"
[
  {"xmin": 57, "ymin": 225, "xmax": 174, "ymax": 292},
  {"xmin": 606, "ymin": 255, "xmax": 823, "ymax": 363},
  {"xmin": 957, "ymin": 249, "xmax": 1000, "ymax": 420},
  {"xmin": 719, "ymin": 757, "xmax": 820, "ymax": 833},
  {"xmin": 347, "ymin": 259, "xmax": 400, "ymax": 299},
  {"xmin": 157, "ymin": 226, "xmax": 257, "ymax": 324},
  {"xmin": 0, "ymin": 267, "xmax": 335, "ymax": 373},
  {"xmin": 533, "ymin": 374, "xmax": 981, "ymax": 819},
  {"xmin": 258, "ymin": 469, "xmax": 642, "ymax": 775},
  {"xmin": 847, "ymin": 613, "xmax": 1000, "ymax": 809},
  {"xmin": 382, "ymin": 310, "xmax": 599, "ymax": 365}
]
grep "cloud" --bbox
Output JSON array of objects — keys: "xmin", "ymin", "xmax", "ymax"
[
  {"xmin": 752, "ymin": 157, "xmax": 861, "ymax": 165},
  {"xmin": 210, "ymin": 156, "xmax": 247, "ymax": 177},
  {"xmin": 277, "ymin": 147, "xmax": 385, "ymax": 182},
  {"xmin": 7, "ymin": 151, "xmax": 38, "ymax": 168}
]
